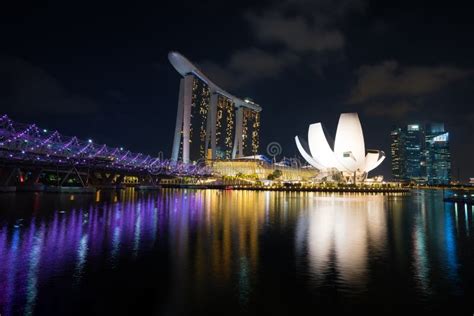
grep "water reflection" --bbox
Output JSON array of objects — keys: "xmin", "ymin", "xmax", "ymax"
[
  {"xmin": 444, "ymin": 201, "xmax": 459, "ymax": 284},
  {"xmin": 151, "ymin": 190, "xmax": 266, "ymax": 315},
  {"xmin": 295, "ymin": 194, "xmax": 386, "ymax": 292},
  {"xmin": 0, "ymin": 190, "xmax": 162, "ymax": 315},
  {"xmin": 0, "ymin": 189, "xmax": 471, "ymax": 315},
  {"xmin": 412, "ymin": 192, "xmax": 431, "ymax": 295}
]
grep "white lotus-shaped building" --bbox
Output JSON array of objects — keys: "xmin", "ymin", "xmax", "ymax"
[{"xmin": 295, "ymin": 113, "xmax": 385, "ymax": 181}]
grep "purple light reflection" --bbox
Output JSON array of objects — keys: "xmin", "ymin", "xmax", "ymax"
[{"xmin": 0, "ymin": 192, "xmax": 202, "ymax": 316}]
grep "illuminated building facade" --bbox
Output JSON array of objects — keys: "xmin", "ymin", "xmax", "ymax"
[
  {"xmin": 209, "ymin": 158, "xmax": 316, "ymax": 181},
  {"xmin": 390, "ymin": 123, "xmax": 451, "ymax": 184},
  {"xmin": 390, "ymin": 127, "xmax": 405, "ymax": 180},
  {"xmin": 215, "ymin": 96, "xmax": 235, "ymax": 159},
  {"xmin": 425, "ymin": 123, "xmax": 451, "ymax": 185},
  {"xmin": 169, "ymin": 52, "xmax": 262, "ymax": 163},
  {"xmin": 405, "ymin": 124, "xmax": 425, "ymax": 180},
  {"xmin": 241, "ymin": 108, "xmax": 260, "ymax": 157},
  {"xmin": 189, "ymin": 77, "xmax": 211, "ymax": 162}
]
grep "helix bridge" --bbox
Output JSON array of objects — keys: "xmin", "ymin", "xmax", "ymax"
[{"xmin": 0, "ymin": 114, "xmax": 211, "ymax": 188}]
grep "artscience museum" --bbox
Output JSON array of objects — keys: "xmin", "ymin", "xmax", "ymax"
[{"xmin": 295, "ymin": 113, "xmax": 385, "ymax": 183}]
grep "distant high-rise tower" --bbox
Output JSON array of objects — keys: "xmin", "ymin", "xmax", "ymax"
[
  {"xmin": 168, "ymin": 52, "xmax": 262, "ymax": 163},
  {"xmin": 390, "ymin": 127, "xmax": 405, "ymax": 181},
  {"xmin": 390, "ymin": 123, "xmax": 451, "ymax": 184},
  {"xmin": 405, "ymin": 124, "xmax": 425, "ymax": 180},
  {"xmin": 425, "ymin": 123, "xmax": 451, "ymax": 185}
]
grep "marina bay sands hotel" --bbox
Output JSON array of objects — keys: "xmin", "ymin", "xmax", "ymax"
[{"xmin": 168, "ymin": 52, "xmax": 262, "ymax": 163}]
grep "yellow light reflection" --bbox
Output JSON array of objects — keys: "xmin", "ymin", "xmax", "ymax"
[{"xmin": 297, "ymin": 193, "xmax": 386, "ymax": 289}]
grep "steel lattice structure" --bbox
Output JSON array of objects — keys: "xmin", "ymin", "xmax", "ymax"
[{"xmin": 0, "ymin": 114, "xmax": 211, "ymax": 177}]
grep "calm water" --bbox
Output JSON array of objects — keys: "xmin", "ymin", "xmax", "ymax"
[{"xmin": 0, "ymin": 189, "xmax": 472, "ymax": 315}]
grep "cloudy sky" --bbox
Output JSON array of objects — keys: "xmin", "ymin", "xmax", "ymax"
[{"xmin": 1, "ymin": 0, "xmax": 473, "ymax": 180}]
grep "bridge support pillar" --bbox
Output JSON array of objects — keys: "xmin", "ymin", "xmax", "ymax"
[
  {"xmin": 0, "ymin": 167, "xmax": 19, "ymax": 186},
  {"xmin": 100, "ymin": 172, "xmax": 117, "ymax": 184},
  {"xmin": 26, "ymin": 168, "xmax": 43, "ymax": 185},
  {"xmin": 115, "ymin": 174, "xmax": 124, "ymax": 184},
  {"xmin": 60, "ymin": 167, "xmax": 86, "ymax": 187}
]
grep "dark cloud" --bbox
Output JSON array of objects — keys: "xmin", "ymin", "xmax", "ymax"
[
  {"xmin": 0, "ymin": 56, "xmax": 99, "ymax": 114},
  {"xmin": 266, "ymin": 0, "xmax": 367, "ymax": 22},
  {"xmin": 348, "ymin": 61, "xmax": 473, "ymax": 104},
  {"xmin": 246, "ymin": 11, "xmax": 344, "ymax": 53},
  {"xmin": 244, "ymin": 0, "xmax": 366, "ymax": 53},
  {"xmin": 199, "ymin": 0, "xmax": 366, "ymax": 89},
  {"xmin": 200, "ymin": 48, "xmax": 299, "ymax": 89}
]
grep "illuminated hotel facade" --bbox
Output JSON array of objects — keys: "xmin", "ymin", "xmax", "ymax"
[{"xmin": 169, "ymin": 52, "xmax": 262, "ymax": 163}]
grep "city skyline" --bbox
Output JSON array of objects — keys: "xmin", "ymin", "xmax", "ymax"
[
  {"xmin": 1, "ymin": 1, "xmax": 473, "ymax": 180},
  {"xmin": 391, "ymin": 122, "xmax": 451, "ymax": 184}
]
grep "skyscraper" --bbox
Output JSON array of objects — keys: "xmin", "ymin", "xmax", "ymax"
[
  {"xmin": 425, "ymin": 123, "xmax": 451, "ymax": 185},
  {"xmin": 405, "ymin": 124, "xmax": 425, "ymax": 181},
  {"xmin": 169, "ymin": 52, "xmax": 262, "ymax": 163},
  {"xmin": 240, "ymin": 107, "xmax": 261, "ymax": 157},
  {"xmin": 390, "ymin": 123, "xmax": 451, "ymax": 184},
  {"xmin": 215, "ymin": 95, "xmax": 235, "ymax": 160},
  {"xmin": 188, "ymin": 76, "xmax": 211, "ymax": 162},
  {"xmin": 390, "ymin": 127, "xmax": 405, "ymax": 181}
]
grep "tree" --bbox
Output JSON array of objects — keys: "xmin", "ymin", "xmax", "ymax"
[{"xmin": 272, "ymin": 169, "xmax": 283, "ymax": 179}]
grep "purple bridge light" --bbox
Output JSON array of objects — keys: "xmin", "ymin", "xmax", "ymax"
[{"xmin": 0, "ymin": 114, "xmax": 211, "ymax": 177}]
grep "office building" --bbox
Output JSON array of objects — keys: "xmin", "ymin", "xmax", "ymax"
[
  {"xmin": 390, "ymin": 123, "xmax": 451, "ymax": 184},
  {"xmin": 425, "ymin": 123, "xmax": 451, "ymax": 185}
]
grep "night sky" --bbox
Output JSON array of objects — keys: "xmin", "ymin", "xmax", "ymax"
[{"xmin": 1, "ymin": 0, "xmax": 473, "ymax": 180}]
